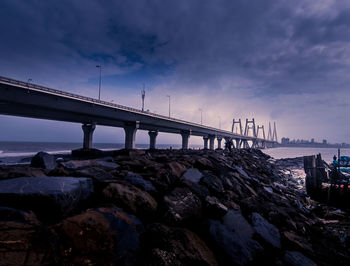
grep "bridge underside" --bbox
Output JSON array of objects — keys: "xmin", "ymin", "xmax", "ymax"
[{"xmin": 0, "ymin": 82, "xmax": 276, "ymax": 150}]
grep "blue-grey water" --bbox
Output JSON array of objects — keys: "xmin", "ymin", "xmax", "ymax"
[
  {"xmin": 263, "ymin": 147, "xmax": 350, "ymax": 163},
  {"xmin": 0, "ymin": 141, "xmax": 348, "ymax": 164}
]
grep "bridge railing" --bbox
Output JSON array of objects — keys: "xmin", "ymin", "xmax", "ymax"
[{"xmin": 0, "ymin": 75, "xmax": 273, "ymax": 142}]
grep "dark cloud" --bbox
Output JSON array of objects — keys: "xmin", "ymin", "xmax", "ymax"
[{"xmin": 1, "ymin": 0, "xmax": 350, "ymax": 142}]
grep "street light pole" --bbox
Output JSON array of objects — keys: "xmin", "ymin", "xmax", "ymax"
[
  {"xmin": 198, "ymin": 108, "xmax": 203, "ymax": 125},
  {"xmin": 27, "ymin": 78, "xmax": 32, "ymax": 93},
  {"xmin": 96, "ymin": 65, "xmax": 102, "ymax": 100},
  {"xmin": 166, "ymin": 95, "xmax": 171, "ymax": 117},
  {"xmin": 141, "ymin": 83, "xmax": 146, "ymax": 111}
]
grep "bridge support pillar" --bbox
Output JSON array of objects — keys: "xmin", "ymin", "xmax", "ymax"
[
  {"xmin": 124, "ymin": 122, "xmax": 139, "ymax": 150},
  {"xmin": 217, "ymin": 137, "xmax": 222, "ymax": 150},
  {"xmin": 181, "ymin": 131, "xmax": 191, "ymax": 149},
  {"xmin": 203, "ymin": 136, "xmax": 209, "ymax": 150},
  {"xmin": 235, "ymin": 139, "xmax": 241, "ymax": 149},
  {"xmin": 209, "ymin": 135, "xmax": 215, "ymax": 150},
  {"xmin": 148, "ymin": 131, "xmax": 158, "ymax": 150},
  {"xmin": 82, "ymin": 123, "xmax": 96, "ymax": 149}
]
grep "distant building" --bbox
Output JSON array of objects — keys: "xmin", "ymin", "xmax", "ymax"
[
  {"xmin": 311, "ymin": 138, "xmax": 315, "ymax": 143},
  {"xmin": 322, "ymin": 139, "xmax": 327, "ymax": 145},
  {"xmin": 281, "ymin": 137, "xmax": 290, "ymax": 145}
]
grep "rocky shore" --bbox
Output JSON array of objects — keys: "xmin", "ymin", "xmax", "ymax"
[{"xmin": 0, "ymin": 149, "xmax": 349, "ymax": 265}]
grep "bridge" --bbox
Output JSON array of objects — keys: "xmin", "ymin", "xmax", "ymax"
[{"xmin": 0, "ymin": 76, "xmax": 278, "ymax": 150}]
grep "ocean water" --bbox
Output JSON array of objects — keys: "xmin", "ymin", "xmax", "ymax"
[
  {"xmin": 0, "ymin": 141, "xmax": 347, "ymax": 165},
  {"xmin": 263, "ymin": 147, "xmax": 350, "ymax": 163}
]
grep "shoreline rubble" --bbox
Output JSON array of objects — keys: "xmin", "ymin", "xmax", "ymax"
[{"xmin": 0, "ymin": 149, "xmax": 349, "ymax": 265}]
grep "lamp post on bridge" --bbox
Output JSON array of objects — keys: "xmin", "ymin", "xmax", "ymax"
[
  {"xmin": 96, "ymin": 65, "xmax": 102, "ymax": 100},
  {"xmin": 27, "ymin": 78, "xmax": 32, "ymax": 93},
  {"xmin": 198, "ymin": 108, "xmax": 203, "ymax": 125},
  {"xmin": 166, "ymin": 95, "xmax": 171, "ymax": 117}
]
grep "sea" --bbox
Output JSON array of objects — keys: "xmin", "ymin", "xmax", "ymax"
[{"xmin": 0, "ymin": 141, "xmax": 348, "ymax": 165}]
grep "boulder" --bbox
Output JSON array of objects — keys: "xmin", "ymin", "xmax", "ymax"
[
  {"xmin": 31, "ymin": 151, "xmax": 56, "ymax": 170},
  {"xmin": 194, "ymin": 157, "xmax": 214, "ymax": 170},
  {"xmin": 124, "ymin": 172, "xmax": 157, "ymax": 193},
  {"xmin": 61, "ymin": 158, "xmax": 119, "ymax": 170},
  {"xmin": 59, "ymin": 207, "xmax": 143, "ymax": 265},
  {"xmin": 73, "ymin": 166, "xmax": 116, "ymax": 183},
  {"xmin": 182, "ymin": 179, "xmax": 210, "ymax": 200},
  {"xmin": 207, "ymin": 210, "xmax": 263, "ymax": 265},
  {"xmin": 103, "ymin": 182, "xmax": 157, "ymax": 219},
  {"xmin": 142, "ymin": 223, "xmax": 218, "ymax": 266},
  {"xmin": 163, "ymin": 187, "xmax": 202, "ymax": 224},
  {"xmin": 0, "ymin": 207, "xmax": 55, "ymax": 265},
  {"xmin": 181, "ymin": 168, "xmax": 203, "ymax": 183},
  {"xmin": 284, "ymin": 251, "xmax": 316, "ymax": 266},
  {"xmin": 200, "ymin": 174, "xmax": 224, "ymax": 195},
  {"xmin": 205, "ymin": 196, "xmax": 228, "ymax": 218},
  {"xmin": 283, "ymin": 231, "xmax": 313, "ymax": 253},
  {"xmin": 167, "ymin": 161, "xmax": 187, "ymax": 178},
  {"xmin": 0, "ymin": 165, "xmax": 47, "ymax": 180},
  {"xmin": 250, "ymin": 212, "xmax": 281, "ymax": 249},
  {"xmin": 0, "ymin": 177, "xmax": 93, "ymax": 220}
]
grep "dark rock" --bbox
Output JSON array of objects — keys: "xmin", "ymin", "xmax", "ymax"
[
  {"xmin": 124, "ymin": 172, "xmax": 157, "ymax": 193},
  {"xmin": 284, "ymin": 251, "xmax": 316, "ymax": 266},
  {"xmin": 141, "ymin": 223, "xmax": 218, "ymax": 266},
  {"xmin": 71, "ymin": 148, "xmax": 104, "ymax": 158},
  {"xmin": 250, "ymin": 212, "xmax": 281, "ymax": 249},
  {"xmin": 163, "ymin": 187, "xmax": 202, "ymax": 224},
  {"xmin": 182, "ymin": 168, "xmax": 203, "ymax": 183},
  {"xmin": 103, "ymin": 182, "xmax": 157, "ymax": 219},
  {"xmin": 194, "ymin": 157, "xmax": 214, "ymax": 170},
  {"xmin": 73, "ymin": 166, "xmax": 116, "ymax": 183},
  {"xmin": 207, "ymin": 209, "xmax": 263, "ymax": 265},
  {"xmin": 205, "ymin": 196, "xmax": 228, "ymax": 218},
  {"xmin": 0, "ymin": 177, "xmax": 93, "ymax": 220},
  {"xmin": 182, "ymin": 179, "xmax": 210, "ymax": 200},
  {"xmin": 200, "ymin": 174, "xmax": 224, "ymax": 195},
  {"xmin": 0, "ymin": 207, "xmax": 55, "ymax": 265},
  {"xmin": 31, "ymin": 151, "xmax": 56, "ymax": 170},
  {"xmin": 0, "ymin": 166, "xmax": 47, "ymax": 180},
  {"xmin": 59, "ymin": 207, "xmax": 143, "ymax": 265},
  {"xmin": 167, "ymin": 161, "xmax": 187, "ymax": 178},
  {"xmin": 283, "ymin": 231, "xmax": 313, "ymax": 253},
  {"xmin": 234, "ymin": 166, "xmax": 252, "ymax": 180},
  {"xmin": 61, "ymin": 158, "xmax": 119, "ymax": 170}
]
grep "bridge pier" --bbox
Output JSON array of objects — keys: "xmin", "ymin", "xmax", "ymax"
[
  {"xmin": 181, "ymin": 131, "xmax": 190, "ymax": 149},
  {"xmin": 82, "ymin": 123, "xmax": 96, "ymax": 149},
  {"xmin": 203, "ymin": 136, "xmax": 209, "ymax": 150},
  {"xmin": 124, "ymin": 122, "xmax": 139, "ymax": 150},
  {"xmin": 209, "ymin": 135, "xmax": 215, "ymax": 150},
  {"xmin": 217, "ymin": 137, "xmax": 222, "ymax": 150},
  {"xmin": 148, "ymin": 130, "xmax": 158, "ymax": 150},
  {"xmin": 235, "ymin": 139, "xmax": 241, "ymax": 149}
]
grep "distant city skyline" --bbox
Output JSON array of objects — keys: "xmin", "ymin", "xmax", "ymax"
[{"xmin": 1, "ymin": 0, "xmax": 350, "ymax": 144}]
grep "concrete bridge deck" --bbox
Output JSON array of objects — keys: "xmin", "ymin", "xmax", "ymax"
[{"xmin": 0, "ymin": 76, "xmax": 277, "ymax": 150}]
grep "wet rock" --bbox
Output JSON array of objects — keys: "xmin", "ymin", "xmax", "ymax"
[
  {"xmin": 200, "ymin": 174, "xmax": 224, "ymax": 195},
  {"xmin": 59, "ymin": 207, "xmax": 143, "ymax": 265},
  {"xmin": 124, "ymin": 172, "xmax": 157, "ymax": 193},
  {"xmin": 283, "ymin": 251, "xmax": 316, "ymax": 266},
  {"xmin": 142, "ymin": 223, "xmax": 218, "ymax": 266},
  {"xmin": 31, "ymin": 151, "xmax": 56, "ymax": 170},
  {"xmin": 61, "ymin": 158, "xmax": 119, "ymax": 170},
  {"xmin": 0, "ymin": 177, "xmax": 93, "ymax": 221},
  {"xmin": 207, "ymin": 209, "xmax": 263, "ymax": 265},
  {"xmin": 182, "ymin": 179, "xmax": 210, "ymax": 200},
  {"xmin": 163, "ymin": 187, "xmax": 202, "ymax": 224},
  {"xmin": 194, "ymin": 157, "xmax": 214, "ymax": 170},
  {"xmin": 205, "ymin": 196, "xmax": 228, "ymax": 218},
  {"xmin": 182, "ymin": 168, "xmax": 203, "ymax": 183},
  {"xmin": 73, "ymin": 166, "xmax": 116, "ymax": 183},
  {"xmin": 234, "ymin": 166, "xmax": 252, "ymax": 180},
  {"xmin": 250, "ymin": 212, "xmax": 281, "ymax": 249},
  {"xmin": 0, "ymin": 166, "xmax": 47, "ymax": 180},
  {"xmin": 283, "ymin": 231, "xmax": 313, "ymax": 253},
  {"xmin": 0, "ymin": 207, "xmax": 55, "ymax": 265},
  {"xmin": 103, "ymin": 182, "xmax": 157, "ymax": 219},
  {"xmin": 167, "ymin": 161, "xmax": 187, "ymax": 178}
]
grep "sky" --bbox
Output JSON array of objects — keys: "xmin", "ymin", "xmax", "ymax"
[{"xmin": 1, "ymin": 0, "xmax": 350, "ymax": 145}]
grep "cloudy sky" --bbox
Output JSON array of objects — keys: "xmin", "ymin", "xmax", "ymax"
[{"xmin": 1, "ymin": 0, "xmax": 350, "ymax": 145}]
